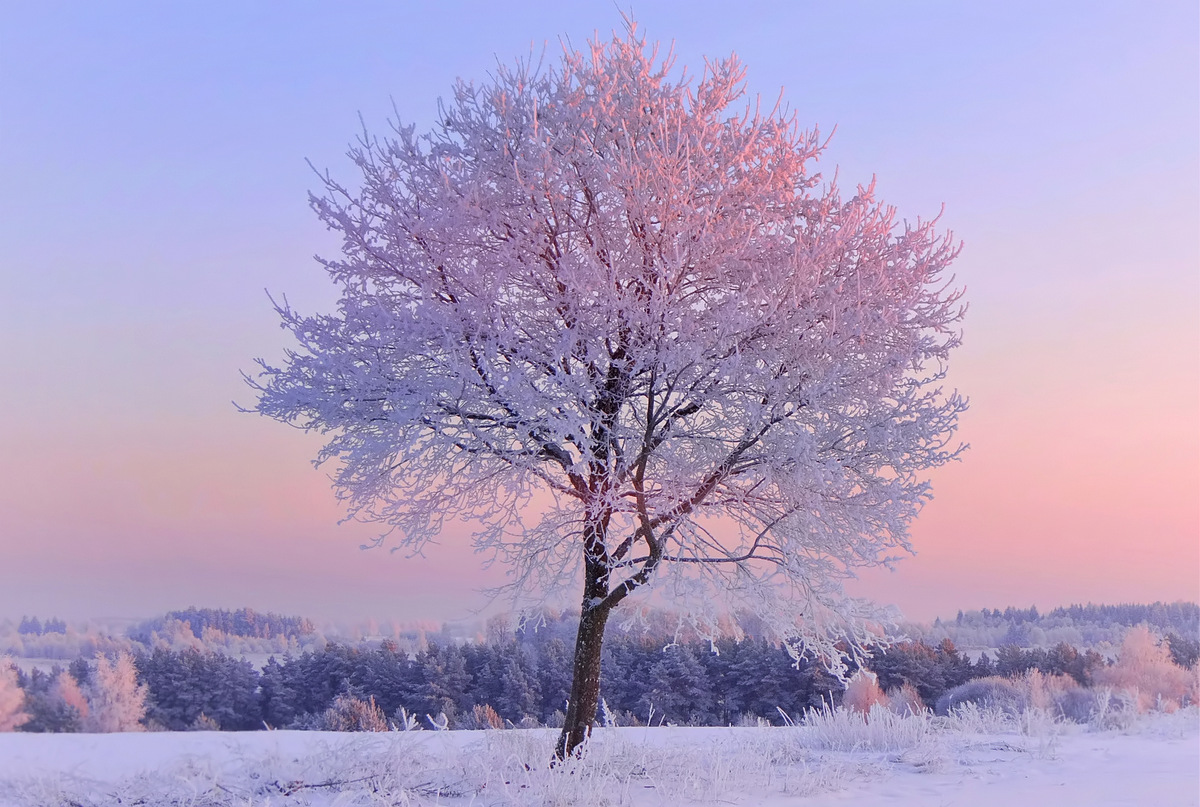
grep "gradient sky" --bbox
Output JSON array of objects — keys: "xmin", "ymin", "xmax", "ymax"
[{"xmin": 1, "ymin": 2, "xmax": 1196, "ymax": 625}]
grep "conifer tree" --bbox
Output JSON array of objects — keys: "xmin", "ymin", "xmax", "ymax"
[{"xmin": 638, "ymin": 644, "xmax": 713, "ymax": 725}]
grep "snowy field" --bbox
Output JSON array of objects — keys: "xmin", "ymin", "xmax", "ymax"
[{"xmin": 0, "ymin": 707, "xmax": 1196, "ymax": 807}]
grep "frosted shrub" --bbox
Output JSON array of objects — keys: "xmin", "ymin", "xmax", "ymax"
[
  {"xmin": 938, "ymin": 671, "xmax": 1114, "ymax": 726},
  {"xmin": 188, "ymin": 712, "xmax": 221, "ymax": 731},
  {"xmin": 1024, "ymin": 669, "xmax": 1091, "ymax": 720},
  {"xmin": 936, "ymin": 676, "xmax": 1024, "ymax": 717},
  {"xmin": 939, "ymin": 700, "xmax": 1027, "ymax": 735},
  {"xmin": 1023, "ymin": 669, "xmax": 1052, "ymax": 710},
  {"xmin": 392, "ymin": 706, "xmax": 422, "ymax": 731},
  {"xmin": 321, "ymin": 694, "xmax": 389, "ymax": 732},
  {"xmin": 885, "ymin": 683, "xmax": 926, "ymax": 717},
  {"xmin": 599, "ymin": 698, "xmax": 618, "ymax": 728},
  {"xmin": 1055, "ymin": 686, "xmax": 1101, "ymax": 724},
  {"xmin": 463, "ymin": 703, "xmax": 505, "ymax": 730},
  {"xmin": 737, "ymin": 713, "xmax": 771, "ymax": 728},
  {"xmin": 804, "ymin": 704, "xmax": 932, "ymax": 752},
  {"xmin": 842, "ymin": 670, "xmax": 888, "ymax": 715},
  {"xmin": 1088, "ymin": 687, "xmax": 1140, "ymax": 730},
  {"xmin": 614, "ymin": 709, "xmax": 644, "ymax": 728},
  {"xmin": 1092, "ymin": 625, "xmax": 1193, "ymax": 712}
]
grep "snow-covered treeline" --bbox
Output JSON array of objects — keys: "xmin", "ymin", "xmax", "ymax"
[
  {"xmin": 5, "ymin": 601, "xmax": 1196, "ymax": 665},
  {"xmin": 1, "ymin": 618, "xmax": 1196, "ymax": 734}
]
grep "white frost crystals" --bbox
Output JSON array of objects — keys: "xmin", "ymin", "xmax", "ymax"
[{"xmin": 247, "ymin": 22, "xmax": 966, "ymax": 675}]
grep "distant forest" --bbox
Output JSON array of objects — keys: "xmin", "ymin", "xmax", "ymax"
[
  {"xmin": 920, "ymin": 602, "xmax": 1199, "ymax": 651},
  {"xmin": 3, "ymin": 602, "xmax": 1198, "ymax": 733},
  {"xmin": 126, "ymin": 608, "xmax": 316, "ymax": 644},
  {"xmin": 6, "ymin": 600, "xmax": 1197, "ymax": 660}
]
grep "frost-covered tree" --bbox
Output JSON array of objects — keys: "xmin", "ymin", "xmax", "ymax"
[
  {"xmin": 84, "ymin": 652, "xmax": 148, "ymax": 732},
  {"xmin": 15, "ymin": 666, "xmax": 88, "ymax": 733},
  {"xmin": 51, "ymin": 668, "xmax": 90, "ymax": 729},
  {"xmin": 1093, "ymin": 625, "xmax": 1194, "ymax": 712},
  {"xmin": 0, "ymin": 657, "xmax": 29, "ymax": 731},
  {"xmin": 249, "ymin": 23, "xmax": 965, "ymax": 756}
]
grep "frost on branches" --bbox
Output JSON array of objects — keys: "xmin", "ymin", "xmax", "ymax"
[{"xmin": 249, "ymin": 24, "xmax": 966, "ymax": 756}]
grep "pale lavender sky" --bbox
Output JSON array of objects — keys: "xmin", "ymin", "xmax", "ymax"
[{"xmin": 1, "ymin": 2, "xmax": 1196, "ymax": 624}]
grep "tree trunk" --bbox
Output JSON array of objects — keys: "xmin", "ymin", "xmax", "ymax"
[{"xmin": 555, "ymin": 602, "xmax": 611, "ymax": 759}]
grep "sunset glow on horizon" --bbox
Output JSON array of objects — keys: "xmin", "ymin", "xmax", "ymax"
[{"xmin": 1, "ymin": 2, "xmax": 1196, "ymax": 627}]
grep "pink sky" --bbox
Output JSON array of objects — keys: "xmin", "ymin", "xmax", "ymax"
[{"xmin": 0, "ymin": 2, "xmax": 1196, "ymax": 624}]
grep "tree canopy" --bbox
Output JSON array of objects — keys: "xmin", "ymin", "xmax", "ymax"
[{"xmin": 249, "ymin": 22, "xmax": 966, "ymax": 755}]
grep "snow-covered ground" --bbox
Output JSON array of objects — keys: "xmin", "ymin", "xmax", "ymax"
[{"xmin": 0, "ymin": 708, "xmax": 1196, "ymax": 806}]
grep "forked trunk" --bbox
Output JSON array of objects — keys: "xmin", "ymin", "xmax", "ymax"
[{"xmin": 554, "ymin": 603, "xmax": 611, "ymax": 759}]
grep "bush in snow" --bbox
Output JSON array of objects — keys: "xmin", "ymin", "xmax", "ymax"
[
  {"xmin": 885, "ymin": 682, "xmax": 926, "ymax": 717},
  {"xmin": 936, "ymin": 676, "xmax": 1025, "ymax": 717},
  {"xmin": 462, "ymin": 703, "xmax": 505, "ymax": 730},
  {"xmin": 188, "ymin": 712, "xmax": 221, "ymax": 731},
  {"xmin": 392, "ymin": 706, "xmax": 422, "ymax": 731},
  {"xmin": 321, "ymin": 694, "xmax": 389, "ymax": 732},
  {"xmin": 1075, "ymin": 687, "xmax": 1139, "ymax": 730},
  {"xmin": 937, "ymin": 669, "xmax": 1146, "ymax": 726},
  {"xmin": 1054, "ymin": 686, "xmax": 1102, "ymax": 724},
  {"xmin": 1023, "ymin": 669, "xmax": 1075, "ymax": 711},
  {"xmin": 736, "ymin": 712, "xmax": 771, "ymax": 728},
  {"xmin": 842, "ymin": 670, "xmax": 888, "ymax": 715}
]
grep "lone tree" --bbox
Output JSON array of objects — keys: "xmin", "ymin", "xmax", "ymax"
[{"xmin": 249, "ymin": 24, "xmax": 965, "ymax": 758}]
